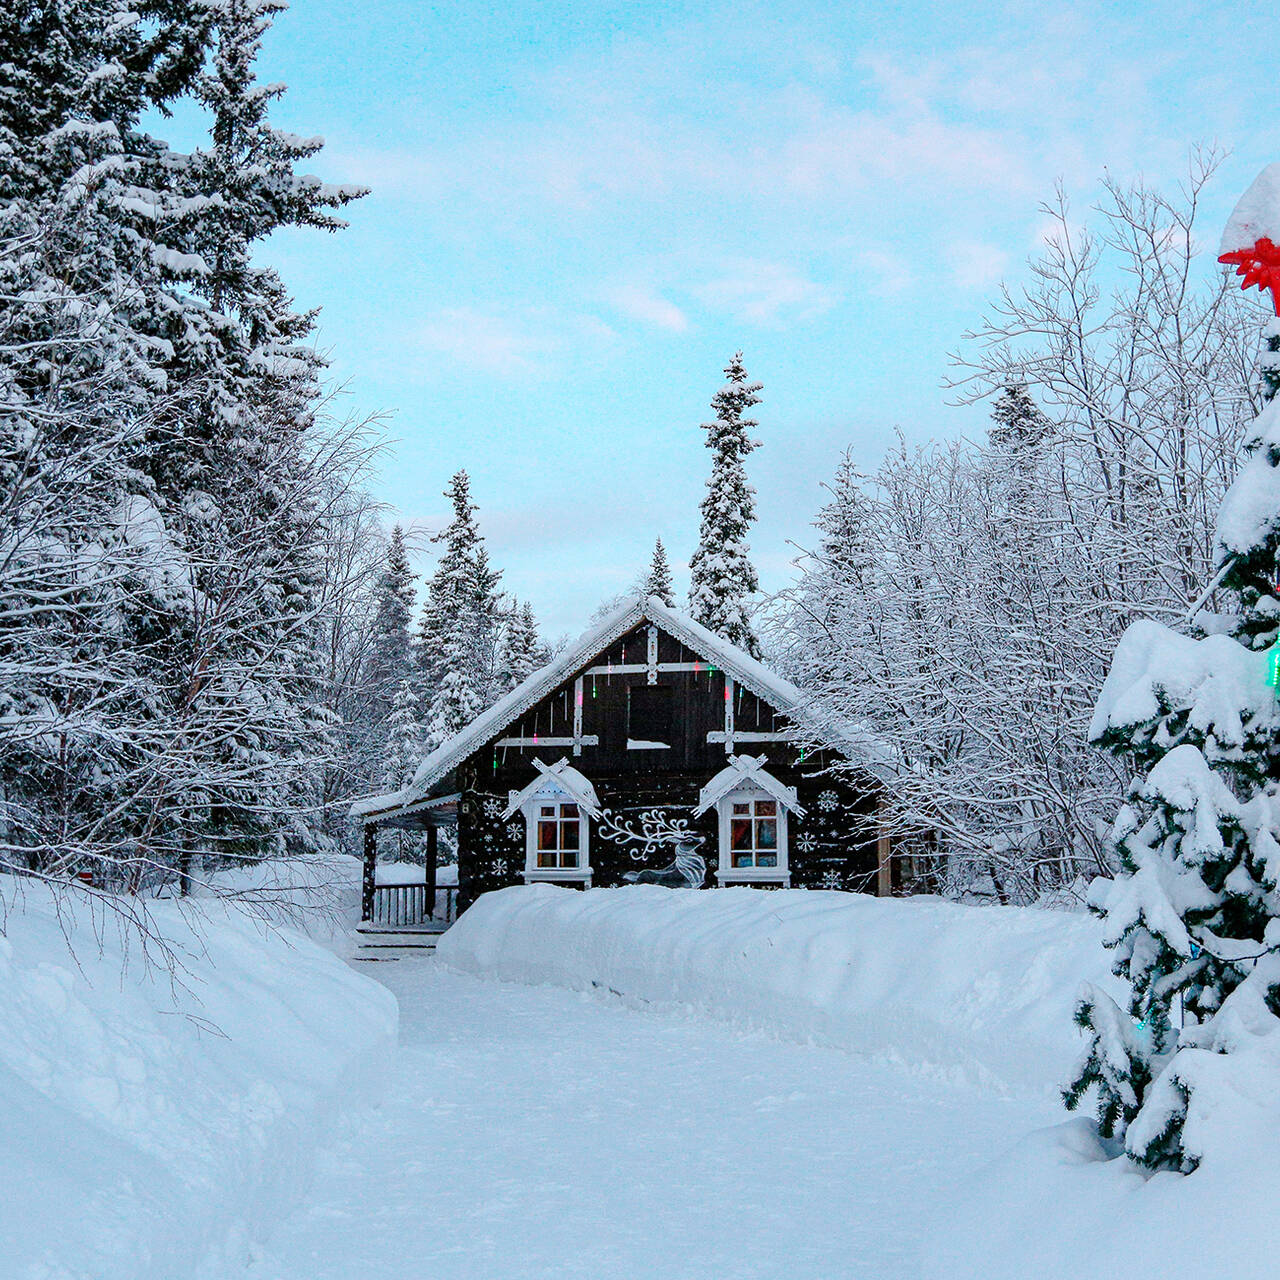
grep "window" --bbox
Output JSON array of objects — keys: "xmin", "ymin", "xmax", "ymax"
[
  {"xmin": 714, "ymin": 787, "xmax": 789, "ymax": 884},
  {"xmin": 627, "ymin": 685, "xmax": 673, "ymax": 748},
  {"xmin": 519, "ymin": 786, "xmax": 593, "ymax": 884},
  {"xmin": 535, "ymin": 801, "xmax": 581, "ymax": 869},
  {"xmin": 728, "ymin": 797, "xmax": 779, "ymax": 868}
]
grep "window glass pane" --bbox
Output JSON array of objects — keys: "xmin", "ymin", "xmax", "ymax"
[
  {"xmin": 732, "ymin": 802, "xmax": 750, "ymax": 815},
  {"xmin": 561, "ymin": 850, "xmax": 579, "ymax": 869},
  {"xmin": 730, "ymin": 819, "xmax": 752, "ymax": 850},
  {"xmin": 561, "ymin": 820, "xmax": 580, "ymax": 850},
  {"xmin": 538, "ymin": 821, "xmax": 558, "ymax": 850},
  {"xmin": 756, "ymin": 853, "xmax": 777, "ymax": 867},
  {"xmin": 756, "ymin": 819, "xmax": 778, "ymax": 850},
  {"xmin": 755, "ymin": 799, "xmax": 777, "ymax": 816},
  {"xmin": 732, "ymin": 851, "xmax": 754, "ymax": 868},
  {"xmin": 537, "ymin": 850, "xmax": 557, "ymax": 868},
  {"xmin": 561, "ymin": 803, "xmax": 579, "ymax": 818},
  {"xmin": 540, "ymin": 805, "xmax": 556, "ymax": 818}
]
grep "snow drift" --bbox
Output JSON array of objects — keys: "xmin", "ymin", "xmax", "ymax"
[
  {"xmin": 437, "ymin": 884, "xmax": 1120, "ymax": 1094},
  {"xmin": 0, "ymin": 868, "xmax": 396, "ymax": 1280}
]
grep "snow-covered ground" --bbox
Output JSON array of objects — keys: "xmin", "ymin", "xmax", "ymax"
[
  {"xmin": 7, "ymin": 877, "xmax": 1276, "ymax": 1279},
  {"xmin": 439, "ymin": 883, "xmax": 1122, "ymax": 1094},
  {"xmin": 0, "ymin": 865, "xmax": 396, "ymax": 1280},
  {"xmin": 244, "ymin": 958, "xmax": 1057, "ymax": 1280}
]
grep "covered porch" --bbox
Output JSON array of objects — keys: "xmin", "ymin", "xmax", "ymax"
[{"xmin": 356, "ymin": 790, "xmax": 460, "ymax": 954}]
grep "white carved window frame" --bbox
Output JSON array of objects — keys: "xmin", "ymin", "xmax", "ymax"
[
  {"xmin": 714, "ymin": 785, "xmax": 790, "ymax": 887},
  {"xmin": 520, "ymin": 783, "xmax": 592, "ymax": 885}
]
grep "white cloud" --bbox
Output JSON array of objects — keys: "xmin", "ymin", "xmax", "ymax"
[
  {"xmin": 948, "ymin": 240, "xmax": 1010, "ymax": 289},
  {"xmin": 605, "ymin": 284, "xmax": 689, "ymax": 332},
  {"xmin": 415, "ymin": 307, "xmax": 549, "ymax": 376},
  {"xmin": 695, "ymin": 260, "xmax": 835, "ymax": 326}
]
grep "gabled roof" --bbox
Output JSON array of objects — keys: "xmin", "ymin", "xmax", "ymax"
[
  {"xmin": 503, "ymin": 758, "xmax": 602, "ymax": 819},
  {"xmin": 695, "ymin": 754, "xmax": 806, "ymax": 817},
  {"xmin": 351, "ymin": 594, "xmax": 887, "ymax": 824}
]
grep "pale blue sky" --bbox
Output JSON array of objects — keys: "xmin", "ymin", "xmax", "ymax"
[{"xmin": 245, "ymin": 0, "xmax": 1277, "ymax": 634}]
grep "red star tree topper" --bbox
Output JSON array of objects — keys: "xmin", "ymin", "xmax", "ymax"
[{"xmin": 1219, "ymin": 163, "xmax": 1280, "ymax": 314}]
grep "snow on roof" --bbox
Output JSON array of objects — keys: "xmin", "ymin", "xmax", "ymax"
[
  {"xmin": 351, "ymin": 594, "xmax": 888, "ymax": 823},
  {"xmin": 695, "ymin": 755, "xmax": 805, "ymax": 817},
  {"xmin": 503, "ymin": 758, "xmax": 602, "ymax": 819},
  {"xmin": 1221, "ymin": 163, "xmax": 1280, "ymax": 255}
]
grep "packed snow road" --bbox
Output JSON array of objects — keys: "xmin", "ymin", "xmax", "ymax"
[{"xmin": 245, "ymin": 959, "xmax": 1055, "ymax": 1280}]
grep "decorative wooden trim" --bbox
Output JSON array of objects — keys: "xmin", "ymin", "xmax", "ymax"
[
  {"xmin": 706, "ymin": 730, "xmax": 794, "ymax": 743},
  {"xmin": 582, "ymin": 661, "xmax": 709, "ymax": 676},
  {"xmin": 495, "ymin": 735, "xmax": 599, "ymax": 749},
  {"xmin": 723, "ymin": 675, "xmax": 735, "ymax": 752},
  {"xmin": 715, "ymin": 869, "xmax": 791, "ymax": 887},
  {"xmin": 522, "ymin": 868, "xmax": 593, "ymax": 885},
  {"xmin": 647, "ymin": 625, "xmax": 659, "ymax": 684},
  {"xmin": 573, "ymin": 676, "xmax": 585, "ymax": 755}
]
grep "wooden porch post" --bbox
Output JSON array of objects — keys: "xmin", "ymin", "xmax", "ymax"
[
  {"xmin": 425, "ymin": 823, "xmax": 438, "ymax": 918},
  {"xmin": 361, "ymin": 824, "xmax": 377, "ymax": 922},
  {"xmin": 876, "ymin": 804, "xmax": 893, "ymax": 898}
]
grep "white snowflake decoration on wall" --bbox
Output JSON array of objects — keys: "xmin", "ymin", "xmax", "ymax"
[
  {"xmin": 817, "ymin": 790, "xmax": 839, "ymax": 812},
  {"xmin": 796, "ymin": 832, "xmax": 818, "ymax": 854},
  {"xmin": 505, "ymin": 822, "xmax": 522, "ymax": 841},
  {"xmin": 483, "ymin": 797, "xmax": 504, "ymax": 819},
  {"xmin": 820, "ymin": 868, "xmax": 843, "ymax": 890}
]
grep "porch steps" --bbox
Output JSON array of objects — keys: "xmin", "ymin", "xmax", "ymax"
[{"xmin": 352, "ymin": 921, "xmax": 451, "ymax": 962}]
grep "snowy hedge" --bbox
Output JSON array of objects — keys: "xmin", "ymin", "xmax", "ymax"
[
  {"xmin": 0, "ymin": 874, "xmax": 396, "ymax": 1280},
  {"xmin": 437, "ymin": 884, "xmax": 1120, "ymax": 1094}
]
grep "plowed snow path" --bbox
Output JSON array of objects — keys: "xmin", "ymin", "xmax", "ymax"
[{"xmin": 245, "ymin": 960, "xmax": 1053, "ymax": 1280}]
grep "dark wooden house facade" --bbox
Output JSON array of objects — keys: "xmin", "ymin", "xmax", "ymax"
[{"xmin": 353, "ymin": 597, "xmax": 892, "ymax": 924}]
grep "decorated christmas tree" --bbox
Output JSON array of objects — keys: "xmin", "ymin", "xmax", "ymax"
[{"xmin": 1065, "ymin": 166, "xmax": 1280, "ymax": 1171}]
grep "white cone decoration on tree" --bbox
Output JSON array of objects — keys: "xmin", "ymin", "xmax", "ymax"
[{"xmin": 1066, "ymin": 168, "xmax": 1280, "ymax": 1172}]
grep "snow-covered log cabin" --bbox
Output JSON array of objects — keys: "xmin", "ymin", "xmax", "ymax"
[{"xmin": 351, "ymin": 596, "xmax": 893, "ymax": 929}]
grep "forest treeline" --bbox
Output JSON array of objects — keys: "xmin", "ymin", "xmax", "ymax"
[{"xmin": 772, "ymin": 154, "xmax": 1269, "ymax": 902}]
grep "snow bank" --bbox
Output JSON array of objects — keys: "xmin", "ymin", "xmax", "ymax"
[
  {"xmin": 0, "ymin": 875, "xmax": 397, "ymax": 1280},
  {"xmin": 437, "ymin": 884, "xmax": 1119, "ymax": 1094}
]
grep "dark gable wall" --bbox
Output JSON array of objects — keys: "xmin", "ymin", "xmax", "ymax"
[{"xmin": 455, "ymin": 623, "xmax": 881, "ymax": 910}]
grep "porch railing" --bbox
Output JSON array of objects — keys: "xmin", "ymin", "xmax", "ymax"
[{"xmin": 370, "ymin": 883, "xmax": 457, "ymax": 928}]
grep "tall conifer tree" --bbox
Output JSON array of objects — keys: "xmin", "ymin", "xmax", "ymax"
[
  {"xmin": 421, "ymin": 471, "xmax": 503, "ymax": 747},
  {"xmin": 367, "ymin": 525, "xmax": 416, "ymax": 724},
  {"xmin": 688, "ymin": 352, "xmax": 762, "ymax": 656},
  {"xmin": 645, "ymin": 538, "xmax": 675, "ymax": 606}
]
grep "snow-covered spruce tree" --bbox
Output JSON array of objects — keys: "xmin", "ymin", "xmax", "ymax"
[
  {"xmin": 688, "ymin": 353, "xmax": 763, "ymax": 656},
  {"xmin": 0, "ymin": 0, "xmax": 216, "ymax": 883},
  {"xmin": 381, "ymin": 676, "xmax": 424, "ymax": 791},
  {"xmin": 366, "ymin": 524, "xmax": 417, "ymax": 724},
  {"xmin": 645, "ymin": 537, "xmax": 675, "ymax": 606},
  {"xmin": 148, "ymin": 0, "xmax": 367, "ymax": 874},
  {"xmin": 1065, "ymin": 315, "xmax": 1280, "ymax": 1170},
  {"xmin": 498, "ymin": 600, "xmax": 544, "ymax": 692},
  {"xmin": 0, "ymin": 0, "xmax": 370, "ymax": 889},
  {"xmin": 420, "ymin": 471, "xmax": 504, "ymax": 747}
]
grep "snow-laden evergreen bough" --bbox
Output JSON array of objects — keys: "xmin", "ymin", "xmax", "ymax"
[{"xmin": 1066, "ymin": 176, "xmax": 1280, "ymax": 1168}]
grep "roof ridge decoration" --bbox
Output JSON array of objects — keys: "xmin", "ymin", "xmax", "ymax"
[{"xmin": 351, "ymin": 594, "xmax": 887, "ymax": 824}]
